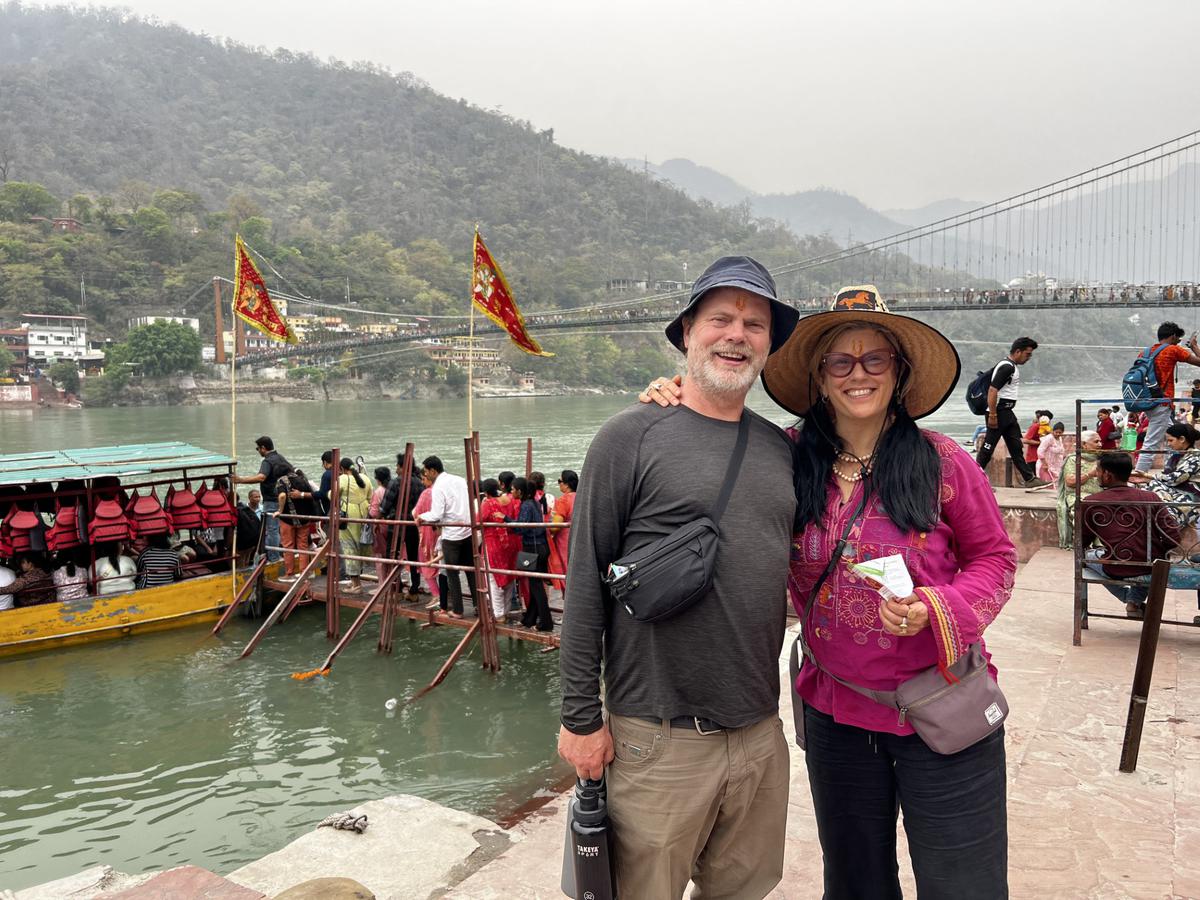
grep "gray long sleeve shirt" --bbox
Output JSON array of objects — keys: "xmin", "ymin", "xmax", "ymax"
[{"xmin": 559, "ymin": 402, "xmax": 797, "ymax": 735}]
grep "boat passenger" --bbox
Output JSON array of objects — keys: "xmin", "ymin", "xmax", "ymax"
[
  {"xmin": 549, "ymin": 469, "xmax": 577, "ymax": 595},
  {"xmin": 136, "ymin": 532, "xmax": 183, "ymax": 589},
  {"xmin": 0, "ymin": 560, "xmax": 15, "ymax": 610},
  {"xmin": 92, "ymin": 542, "xmax": 137, "ymax": 596},
  {"xmin": 52, "ymin": 549, "xmax": 89, "ymax": 602},
  {"xmin": 369, "ymin": 466, "xmax": 391, "ymax": 585},
  {"xmin": 274, "ymin": 468, "xmax": 316, "ymax": 581},
  {"xmin": 11, "ymin": 554, "xmax": 55, "ymax": 606}
]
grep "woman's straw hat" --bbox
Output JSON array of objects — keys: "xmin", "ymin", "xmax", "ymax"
[{"xmin": 761, "ymin": 285, "xmax": 961, "ymax": 420}]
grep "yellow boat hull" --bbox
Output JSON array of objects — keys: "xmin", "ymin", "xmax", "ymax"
[{"xmin": 0, "ymin": 571, "xmax": 251, "ymax": 658}]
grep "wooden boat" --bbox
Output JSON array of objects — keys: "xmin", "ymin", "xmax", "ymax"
[{"xmin": 0, "ymin": 442, "xmax": 256, "ymax": 658}]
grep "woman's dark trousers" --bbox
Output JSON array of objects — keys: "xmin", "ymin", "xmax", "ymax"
[
  {"xmin": 804, "ymin": 706, "xmax": 1007, "ymax": 900},
  {"xmin": 519, "ymin": 544, "xmax": 552, "ymax": 631}
]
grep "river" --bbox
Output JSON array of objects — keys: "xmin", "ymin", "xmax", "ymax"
[{"xmin": 0, "ymin": 383, "xmax": 1118, "ymax": 890}]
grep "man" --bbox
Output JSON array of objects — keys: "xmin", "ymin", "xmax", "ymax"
[
  {"xmin": 1080, "ymin": 452, "xmax": 1180, "ymax": 618},
  {"xmin": 232, "ymin": 436, "xmax": 291, "ymax": 562},
  {"xmin": 417, "ymin": 455, "xmax": 474, "ymax": 617},
  {"xmin": 1132, "ymin": 322, "xmax": 1200, "ymax": 478},
  {"xmin": 558, "ymin": 256, "xmax": 799, "ymax": 899},
  {"xmin": 976, "ymin": 337, "xmax": 1050, "ymax": 487},
  {"xmin": 0, "ymin": 560, "xmax": 14, "ymax": 610},
  {"xmin": 247, "ymin": 489, "xmax": 263, "ymax": 518},
  {"xmin": 380, "ymin": 452, "xmax": 426, "ymax": 600},
  {"xmin": 235, "ymin": 490, "xmax": 264, "ymax": 566}
]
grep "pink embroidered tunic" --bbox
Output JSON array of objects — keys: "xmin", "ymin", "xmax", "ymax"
[{"xmin": 789, "ymin": 430, "xmax": 1018, "ymax": 736}]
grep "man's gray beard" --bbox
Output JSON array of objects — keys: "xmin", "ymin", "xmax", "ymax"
[{"xmin": 686, "ymin": 345, "xmax": 765, "ymax": 399}]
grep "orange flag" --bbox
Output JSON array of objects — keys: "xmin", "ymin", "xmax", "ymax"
[
  {"xmin": 234, "ymin": 235, "xmax": 298, "ymax": 344},
  {"xmin": 472, "ymin": 231, "xmax": 552, "ymax": 357}
]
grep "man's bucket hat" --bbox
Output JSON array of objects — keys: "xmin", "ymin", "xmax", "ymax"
[
  {"xmin": 665, "ymin": 255, "xmax": 800, "ymax": 355},
  {"xmin": 761, "ymin": 285, "xmax": 961, "ymax": 420}
]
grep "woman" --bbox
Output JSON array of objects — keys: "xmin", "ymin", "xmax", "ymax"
[
  {"xmin": 549, "ymin": 469, "xmax": 577, "ymax": 594},
  {"xmin": 337, "ymin": 458, "xmax": 372, "ymax": 594},
  {"xmin": 52, "ymin": 548, "xmax": 89, "ymax": 602},
  {"xmin": 370, "ymin": 466, "xmax": 391, "ymax": 585},
  {"xmin": 413, "ymin": 468, "xmax": 443, "ymax": 609},
  {"xmin": 1037, "ymin": 421, "xmax": 1067, "ymax": 484},
  {"xmin": 274, "ymin": 468, "xmax": 316, "ymax": 581},
  {"xmin": 646, "ymin": 285, "xmax": 1015, "ymax": 897},
  {"xmin": 511, "ymin": 476, "xmax": 553, "ymax": 632},
  {"xmin": 10, "ymin": 554, "xmax": 55, "ymax": 606},
  {"xmin": 479, "ymin": 477, "xmax": 519, "ymax": 620},
  {"xmin": 136, "ymin": 532, "xmax": 183, "ymax": 589},
  {"xmin": 1058, "ymin": 429, "xmax": 1104, "ymax": 549},
  {"xmin": 1146, "ymin": 423, "xmax": 1200, "ymax": 527},
  {"xmin": 1096, "ymin": 407, "xmax": 1119, "ymax": 450},
  {"xmin": 91, "ymin": 542, "xmax": 137, "ymax": 596},
  {"xmin": 1022, "ymin": 410, "xmax": 1052, "ymax": 467}
]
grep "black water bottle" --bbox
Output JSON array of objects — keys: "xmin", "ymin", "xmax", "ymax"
[{"xmin": 570, "ymin": 776, "xmax": 616, "ymax": 900}]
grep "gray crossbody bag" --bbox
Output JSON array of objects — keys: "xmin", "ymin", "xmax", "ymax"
[{"xmin": 788, "ymin": 493, "xmax": 1008, "ymax": 756}]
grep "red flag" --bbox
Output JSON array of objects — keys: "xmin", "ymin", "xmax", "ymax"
[
  {"xmin": 472, "ymin": 231, "xmax": 553, "ymax": 357},
  {"xmin": 234, "ymin": 235, "xmax": 298, "ymax": 344}
]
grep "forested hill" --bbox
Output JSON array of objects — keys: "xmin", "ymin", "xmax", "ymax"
[{"xmin": 0, "ymin": 2, "xmax": 826, "ymax": 314}]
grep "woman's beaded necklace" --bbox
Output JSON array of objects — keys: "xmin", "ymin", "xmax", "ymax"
[{"xmin": 832, "ymin": 449, "xmax": 874, "ymax": 483}]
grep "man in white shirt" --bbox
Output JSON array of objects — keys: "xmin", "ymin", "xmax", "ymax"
[
  {"xmin": 417, "ymin": 455, "xmax": 476, "ymax": 617},
  {"xmin": 0, "ymin": 563, "xmax": 15, "ymax": 610},
  {"xmin": 248, "ymin": 489, "xmax": 263, "ymax": 519}
]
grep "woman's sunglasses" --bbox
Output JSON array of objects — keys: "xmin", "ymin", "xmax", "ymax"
[{"xmin": 820, "ymin": 350, "xmax": 897, "ymax": 378}]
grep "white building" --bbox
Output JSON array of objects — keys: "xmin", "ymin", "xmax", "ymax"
[
  {"xmin": 22, "ymin": 314, "xmax": 89, "ymax": 363},
  {"xmin": 128, "ymin": 315, "xmax": 200, "ymax": 332}
]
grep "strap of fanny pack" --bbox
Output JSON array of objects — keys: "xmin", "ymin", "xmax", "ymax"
[
  {"xmin": 795, "ymin": 490, "xmax": 899, "ymax": 707},
  {"xmin": 710, "ymin": 413, "xmax": 750, "ymax": 526}
]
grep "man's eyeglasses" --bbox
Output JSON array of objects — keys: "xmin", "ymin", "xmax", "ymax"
[{"xmin": 820, "ymin": 350, "xmax": 897, "ymax": 378}]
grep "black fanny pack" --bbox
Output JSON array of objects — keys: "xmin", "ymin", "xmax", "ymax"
[{"xmin": 604, "ymin": 413, "xmax": 749, "ymax": 623}]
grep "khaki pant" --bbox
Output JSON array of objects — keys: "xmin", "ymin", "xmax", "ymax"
[{"xmin": 607, "ymin": 713, "xmax": 790, "ymax": 900}]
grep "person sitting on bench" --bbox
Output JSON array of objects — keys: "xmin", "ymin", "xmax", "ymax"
[{"xmin": 1081, "ymin": 452, "xmax": 1181, "ymax": 619}]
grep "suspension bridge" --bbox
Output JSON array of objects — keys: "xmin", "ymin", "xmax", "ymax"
[{"xmin": 224, "ymin": 129, "xmax": 1200, "ymax": 368}]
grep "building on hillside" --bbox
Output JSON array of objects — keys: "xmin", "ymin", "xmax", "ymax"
[
  {"xmin": 27, "ymin": 217, "xmax": 83, "ymax": 234},
  {"xmin": 221, "ymin": 330, "xmax": 276, "ymax": 356},
  {"xmin": 419, "ymin": 339, "xmax": 501, "ymax": 368},
  {"xmin": 128, "ymin": 315, "xmax": 200, "ymax": 332},
  {"xmin": 22, "ymin": 314, "xmax": 89, "ymax": 364},
  {"xmin": 0, "ymin": 328, "xmax": 29, "ymax": 373}
]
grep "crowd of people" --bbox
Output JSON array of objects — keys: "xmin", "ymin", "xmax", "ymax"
[
  {"xmin": 231, "ymin": 435, "xmax": 580, "ymax": 630},
  {"xmin": 0, "ymin": 479, "xmax": 265, "ymax": 611}
]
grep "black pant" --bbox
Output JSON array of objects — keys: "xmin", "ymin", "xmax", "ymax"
[
  {"xmin": 441, "ymin": 537, "xmax": 477, "ymax": 615},
  {"xmin": 520, "ymin": 544, "xmax": 553, "ymax": 631},
  {"xmin": 976, "ymin": 402, "xmax": 1034, "ymax": 481},
  {"xmin": 804, "ymin": 706, "xmax": 1008, "ymax": 900},
  {"xmin": 402, "ymin": 523, "xmax": 421, "ymax": 593}
]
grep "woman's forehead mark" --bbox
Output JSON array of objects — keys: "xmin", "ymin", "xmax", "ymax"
[{"xmin": 851, "ymin": 337, "xmax": 865, "ymax": 355}]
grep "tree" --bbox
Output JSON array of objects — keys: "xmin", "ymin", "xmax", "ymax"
[
  {"xmin": 48, "ymin": 359, "xmax": 80, "ymax": 393},
  {"xmin": 121, "ymin": 321, "xmax": 203, "ymax": 376},
  {"xmin": 0, "ymin": 346, "xmax": 15, "ymax": 373},
  {"xmin": 0, "ymin": 182, "xmax": 58, "ymax": 222}
]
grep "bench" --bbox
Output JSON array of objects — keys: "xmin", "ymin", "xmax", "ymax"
[{"xmin": 1076, "ymin": 563, "xmax": 1200, "ymax": 643}]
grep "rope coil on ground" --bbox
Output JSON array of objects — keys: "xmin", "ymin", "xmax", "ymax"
[{"xmin": 316, "ymin": 812, "xmax": 369, "ymax": 833}]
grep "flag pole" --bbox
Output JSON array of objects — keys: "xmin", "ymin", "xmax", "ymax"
[
  {"xmin": 228, "ymin": 274, "xmax": 239, "ymax": 602},
  {"xmin": 468, "ymin": 226, "xmax": 478, "ymax": 436}
]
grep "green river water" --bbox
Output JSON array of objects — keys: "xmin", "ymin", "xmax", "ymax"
[{"xmin": 0, "ymin": 384, "xmax": 1115, "ymax": 889}]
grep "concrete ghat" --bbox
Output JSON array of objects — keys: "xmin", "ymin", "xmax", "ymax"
[
  {"xmin": 224, "ymin": 796, "xmax": 514, "ymax": 899},
  {"xmin": 448, "ymin": 548, "xmax": 1200, "ymax": 899}
]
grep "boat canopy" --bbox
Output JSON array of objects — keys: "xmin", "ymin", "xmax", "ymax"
[{"xmin": 0, "ymin": 442, "xmax": 235, "ymax": 487}]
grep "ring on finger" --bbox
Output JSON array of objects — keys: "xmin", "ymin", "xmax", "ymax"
[{"xmin": 900, "ymin": 616, "xmax": 909, "ymax": 632}]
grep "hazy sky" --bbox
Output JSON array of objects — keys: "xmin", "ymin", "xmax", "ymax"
[{"xmin": 37, "ymin": 0, "xmax": 1200, "ymax": 209}]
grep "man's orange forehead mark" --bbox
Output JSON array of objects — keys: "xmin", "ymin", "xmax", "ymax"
[{"xmin": 735, "ymin": 296, "xmax": 746, "ymax": 310}]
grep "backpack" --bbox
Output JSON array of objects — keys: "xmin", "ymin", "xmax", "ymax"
[
  {"xmin": 1122, "ymin": 343, "xmax": 1171, "ymax": 413},
  {"xmin": 966, "ymin": 362, "xmax": 1006, "ymax": 416}
]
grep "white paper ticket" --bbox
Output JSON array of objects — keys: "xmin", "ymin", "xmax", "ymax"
[{"xmin": 849, "ymin": 554, "xmax": 914, "ymax": 601}]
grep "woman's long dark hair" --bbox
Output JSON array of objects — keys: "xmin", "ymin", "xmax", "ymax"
[
  {"xmin": 793, "ymin": 397, "xmax": 942, "ymax": 534},
  {"xmin": 340, "ymin": 457, "xmax": 366, "ymax": 488}
]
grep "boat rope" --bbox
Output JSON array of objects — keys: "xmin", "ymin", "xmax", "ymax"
[{"xmin": 316, "ymin": 812, "xmax": 369, "ymax": 833}]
